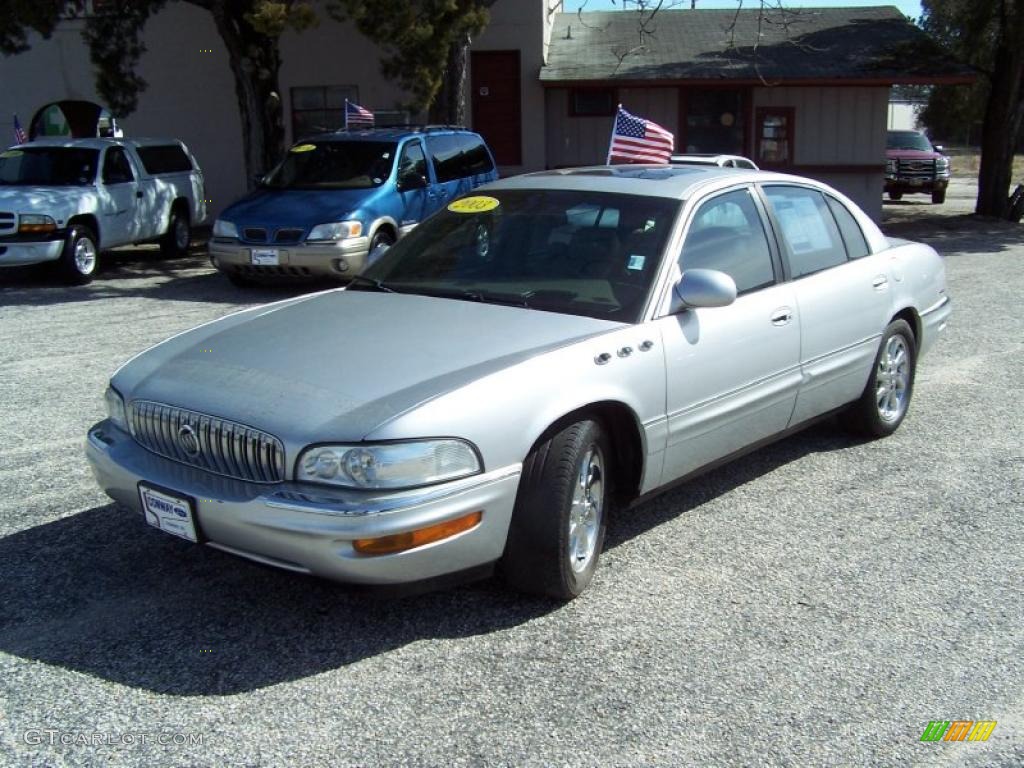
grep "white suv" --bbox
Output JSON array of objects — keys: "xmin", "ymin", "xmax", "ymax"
[{"xmin": 0, "ymin": 137, "xmax": 206, "ymax": 284}]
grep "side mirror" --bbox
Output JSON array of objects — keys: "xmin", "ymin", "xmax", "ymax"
[
  {"xmin": 933, "ymin": 145, "xmax": 944, "ymax": 153},
  {"xmin": 669, "ymin": 269, "xmax": 737, "ymax": 314},
  {"xmin": 398, "ymin": 172, "xmax": 427, "ymax": 191}
]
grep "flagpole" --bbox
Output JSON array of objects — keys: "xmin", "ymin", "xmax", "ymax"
[{"xmin": 605, "ymin": 104, "xmax": 621, "ymax": 165}]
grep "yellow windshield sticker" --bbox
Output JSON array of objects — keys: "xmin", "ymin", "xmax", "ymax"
[
  {"xmin": 0, "ymin": 150, "xmax": 24, "ymax": 158},
  {"xmin": 448, "ymin": 196, "xmax": 500, "ymax": 213},
  {"xmin": 290, "ymin": 143, "xmax": 317, "ymax": 153}
]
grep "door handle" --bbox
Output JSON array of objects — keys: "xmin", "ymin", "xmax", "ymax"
[
  {"xmin": 872, "ymin": 275, "xmax": 889, "ymax": 290},
  {"xmin": 770, "ymin": 307, "xmax": 793, "ymax": 326}
]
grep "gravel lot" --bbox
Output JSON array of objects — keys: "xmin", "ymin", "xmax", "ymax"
[{"xmin": 1, "ymin": 179, "xmax": 1022, "ymax": 767}]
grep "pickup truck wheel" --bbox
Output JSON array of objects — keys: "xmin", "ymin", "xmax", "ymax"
[
  {"xmin": 888, "ymin": 191, "xmax": 903, "ymax": 201},
  {"xmin": 58, "ymin": 225, "xmax": 99, "ymax": 285},
  {"xmin": 842, "ymin": 319, "xmax": 916, "ymax": 438},
  {"xmin": 931, "ymin": 189, "xmax": 946, "ymax": 204},
  {"xmin": 160, "ymin": 209, "xmax": 191, "ymax": 257},
  {"xmin": 501, "ymin": 419, "xmax": 610, "ymax": 600}
]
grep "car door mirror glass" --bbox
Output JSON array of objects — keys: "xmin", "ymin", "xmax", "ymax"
[{"xmin": 670, "ymin": 269, "xmax": 737, "ymax": 313}]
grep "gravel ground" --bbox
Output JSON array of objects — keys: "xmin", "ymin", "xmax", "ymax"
[{"xmin": 1, "ymin": 180, "xmax": 1022, "ymax": 767}]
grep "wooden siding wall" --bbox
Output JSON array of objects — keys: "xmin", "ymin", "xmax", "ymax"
[{"xmin": 545, "ymin": 87, "xmax": 679, "ymax": 167}]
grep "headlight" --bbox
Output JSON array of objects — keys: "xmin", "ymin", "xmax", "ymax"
[
  {"xmin": 18, "ymin": 214, "xmax": 57, "ymax": 234},
  {"xmin": 886, "ymin": 159, "xmax": 897, "ymax": 173},
  {"xmin": 936, "ymin": 157, "xmax": 950, "ymax": 172},
  {"xmin": 307, "ymin": 221, "xmax": 363, "ymax": 242},
  {"xmin": 212, "ymin": 219, "xmax": 238, "ymax": 238},
  {"xmin": 297, "ymin": 440, "xmax": 481, "ymax": 490},
  {"xmin": 104, "ymin": 386, "xmax": 128, "ymax": 432}
]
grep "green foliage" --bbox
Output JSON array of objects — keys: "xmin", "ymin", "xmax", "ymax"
[
  {"xmin": 0, "ymin": 0, "xmax": 72, "ymax": 55},
  {"xmin": 245, "ymin": 1, "xmax": 319, "ymax": 36},
  {"xmin": 328, "ymin": 0, "xmax": 494, "ymax": 112}
]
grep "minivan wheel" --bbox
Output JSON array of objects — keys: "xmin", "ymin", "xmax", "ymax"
[
  {"xmin": 160, "ymin": 208, "xmax": 191, "ymax": 257},
  {"xmin": 58, "ymin": 225, "xmax": 99, "ymax": 285},
  {"xmin": 501, "ymin": 419, "xmax": 610, "ymax": 600},
  {"xmin": 842, "ymin": 319, "xmax": 916, "ymax": 438}
]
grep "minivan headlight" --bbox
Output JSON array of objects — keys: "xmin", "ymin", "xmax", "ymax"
[
  {"xmin": 297, "ymin": 440, "xmax": 481, "ymax": 490},
  {"xmin": 212, "ymin": 219, "xmax": 238, "ymax": 238},
  {"xmin": 307, "ymin": 221, "xmax": 363, "ymax": 242},
  {"xmin": 104, "ymin": 386, "xmax": 128, "ymax": 432}
]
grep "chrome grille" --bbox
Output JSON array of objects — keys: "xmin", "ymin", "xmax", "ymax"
[
  {"xmin": 897, "ymin": 159, "xmax": 935, "ymax": 180},
  {"xmin": 128, "ymin": 400, "xmax": 285, "ymax": 483},
  {"xmin": 242, "ymin": 227, "xmax": 268, "ymax": 243},
  {"xmin": 274, "ymin": 228, "xmax": 304, "ymax": 244},
  {"xmin": 0, "ymin": 212, "xmax": 15, "ymax": 236}
]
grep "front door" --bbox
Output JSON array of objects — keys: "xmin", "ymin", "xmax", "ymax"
[
  {"xmin": 99, "ymin": 146, "xmax": 140, "ymax": 246},
  {"xmin": 658, "ymin": 186, "xmax": 802, "ymax": 483},
  {"xmin": 396, "ymin": 139, "xmax": 429, "ymax": 232},
  {"xmin": 470, "ymin": 50, "xmax": 521, "ymax": 166}
]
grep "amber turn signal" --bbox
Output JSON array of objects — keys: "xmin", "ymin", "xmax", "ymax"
[{"xmin": 353, "ymin": 511, "xmax": 482, "ymax": 556}]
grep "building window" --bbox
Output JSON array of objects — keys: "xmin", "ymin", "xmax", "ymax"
[
  {"xmin": 755, "ymin": 107, "xmax": 794, "ymax": 167},
  {"xmin": 681, "ymin": 89, "xmax": 748, "ymax": 155},
  {"xmin": 291, "ymin": 86, "xmax": 359, "ymax": 139},
  {"xmin": 570, "ymin": 88, "xmax": 617, "ymax": 117}
]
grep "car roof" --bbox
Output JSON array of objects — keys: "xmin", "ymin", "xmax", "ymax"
[
  {"xmin": 14, "ymin": 137, "xmax": 186, "ymax": 150},
  {"xmin": 297, "ymin": 126, "xmax": 481, "ymax": 143},
  {"xmin": 485, "ymin": 164, "xmax": 800, "ymax": 200}
]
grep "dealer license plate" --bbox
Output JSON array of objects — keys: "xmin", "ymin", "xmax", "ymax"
[
  {"xmin": 251, "ymin": 248, "xmax": 280, "ymax": 266},
  {"xmin": 139, "ymin": 484, "xmax": 199, "ymax": 543}
]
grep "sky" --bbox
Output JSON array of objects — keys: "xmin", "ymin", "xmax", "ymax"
[{"xmin": 572, "ymin": 1, "xmax": 924, "ymax": 23}]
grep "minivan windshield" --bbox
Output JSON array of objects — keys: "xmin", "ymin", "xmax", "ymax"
[
  {"xmin": 0, "ymin": 147, "xmax": 99, "ymax": 186},
  {"xmin": 357, "ymin": 189, "xmax": 680, "ymax": 323},
  {"xmin": 263, "ymin": 141, "xmax": 396, "ymax": 190},
  {"xmin": 886, "ymin": 132, "xmax": 934, "ymax": 152}
]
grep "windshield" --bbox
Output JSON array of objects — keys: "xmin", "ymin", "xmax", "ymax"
[
  {"xmin": 263, "ymin": 141, "xmax": 396, "ymax": 190},
  {"xmin": 359, "ymin": 189, "xmax": 680, "ymax": 322},
  {"xmin": 0, "ymin": 147, "xmax": 99, "ymax": 186},
  {"xmin": 886, "ymin": 132, "xmax": 934, "ymax": 152}
]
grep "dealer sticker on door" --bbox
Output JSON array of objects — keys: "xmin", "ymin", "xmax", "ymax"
[{"xmin": 139, "ymin": 484, "xmax": 199, "ymax": 543}]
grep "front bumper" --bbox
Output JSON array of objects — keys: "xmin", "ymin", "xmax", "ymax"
[
  {"xmin": 86, "ymin": 419, "xmax": 521, "ymax": 585},
  {"xmin": 208, "ymin": 237, "xmax": 371, "ymax": 280},
  {"xmin": 885, "ymin": 177, "xmax": 949, "ymax": 194},
  {"xmin": 0, "ymin": 238, "xmax": 63, "ymax": 268}
]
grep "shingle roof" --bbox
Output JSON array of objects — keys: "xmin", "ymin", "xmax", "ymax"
[{"xmin": 540, "ymin": 6, "xmax": 974, "ymax": 85}]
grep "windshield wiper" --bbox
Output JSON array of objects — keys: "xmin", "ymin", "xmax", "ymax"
[{"xmin": 346, "ymin": 275, "xmax": 395, "ymax": 293}]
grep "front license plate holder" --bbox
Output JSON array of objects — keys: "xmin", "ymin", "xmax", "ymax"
[
  {"xmin": 251, "ymin": 248, "xmax": 280, "ymax": 266},
  {"xmin": 138, "ymin": 483, "xmax": 202, "ymax": 543}
]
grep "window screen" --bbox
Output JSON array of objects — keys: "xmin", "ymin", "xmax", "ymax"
[{"xmin": 763, "ymin": 186, "xmax": 847, "ymax": 278}]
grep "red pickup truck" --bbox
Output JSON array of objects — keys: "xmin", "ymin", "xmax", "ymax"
[{"xmin": 885, "ymin": 130, "xmax": 951, "ymax": 204}]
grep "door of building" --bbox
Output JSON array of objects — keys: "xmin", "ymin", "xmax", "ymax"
[{"xmin": 470, "ymin": 50, "xmax": 522, "ymax": 166}]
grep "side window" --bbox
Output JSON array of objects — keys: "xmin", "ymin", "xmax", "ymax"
[
  {"xmin": 425, "ymin": 135, "xmax": 462, "ymax": 183},
  {"xmin": 826, "ymin": 195, "xmax": 870, "ymax": 259},
  {"xmin": 459, "ymin": 135, "xmax": 494, "ymax": 176},
  {"xmin": 102, "ymin": 147, "xmax": 134, "ymax": 185},
  {"xmin": 398, "ymin": 141, "xmax": 427, "ymax": 180},
  {"xmin": 680, "ymin": 188, "xmax": 775, "ymax": 295},
  {"xmin": 763, "ymin": 186, "xmax": 847, "ymax": 278}
]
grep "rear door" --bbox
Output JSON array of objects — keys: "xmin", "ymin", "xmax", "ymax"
[{"xmin": 759, "ymin": 184, "xmax": 891, "ymax": 423}]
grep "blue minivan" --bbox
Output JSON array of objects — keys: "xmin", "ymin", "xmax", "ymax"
[{"xmin": 209, "ymin": 127, "xmax": 498, "ymax": 284}]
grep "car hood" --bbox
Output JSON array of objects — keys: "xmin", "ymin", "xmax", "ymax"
[
  {"xmin": 886, "ymin": 149, "xmax": 941, "ymax": 160},
  {"xmin": 0, "ymin": 185, "xmax": 98, "ymax": 217},
  {"xmin": 222, "ymin": 187, "xmax": 378, "ymax": 228},
  {"xmin": 113, "ymin": 290, "xmax": 623, "ymax": 443}
]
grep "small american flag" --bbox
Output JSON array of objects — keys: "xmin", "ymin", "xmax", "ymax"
[
  {"xmin": 345, "ymin": 100, "xmax": 374, "ymax": 129},
  {"xmin": 13, "ymin": 114, "xmax": 28, "ymax": 145},
  {"xmin": 607, "ymin": 105, "xmax": 673, "ymax": 164}
]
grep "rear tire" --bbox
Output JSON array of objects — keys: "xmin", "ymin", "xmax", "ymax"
[
  {"xmin": 931, "ymin": 189, "xmax": 946, "ymax": 204},
  {"xmin": 501, "ymin": 419, "xmax": 610, "ymax": 600},
  {"xmin": 58, "ymin": 225, "xmax": 99, "ymax": 285},
  {"xmin": 842, "ymin": 319, "xmax": 916, "ymax": 438},
  {"xmin": 160, "ymin": 208, "xmax": 191, "ymax": 257}
]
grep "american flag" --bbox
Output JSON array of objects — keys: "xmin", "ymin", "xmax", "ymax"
[
  {"xmin": 13, "ymin": 114, "xmax": 28, "ymax": 145},
  {"xmin": 345, "ymin": 100, "xmax": 375, "ymax": 129},
  {"xmin": 607, "ymin": 105, "xmax": 673, "ymax": 164}
]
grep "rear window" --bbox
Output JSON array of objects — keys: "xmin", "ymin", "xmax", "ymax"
[{"xmin": 135, "ymin": 144, "xmax": 193, "ymax": 175}]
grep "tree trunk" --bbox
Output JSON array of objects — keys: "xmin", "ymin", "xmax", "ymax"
[
  {"xmin": 208, "ymin": 8, "xmax": 286, "ymax": 189},
  {"xmin": 976, "ymin": 7, "xmax": 1024, "ymax": 217},
  {"xmin": 430, "ymin": 34, "xmax": 470, "ymax": 125}
]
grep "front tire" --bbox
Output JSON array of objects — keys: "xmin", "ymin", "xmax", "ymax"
[
  {"xmin": 843, "ymin": 319, "xmax": 916, "ymax": 438},
  {"xmin": 58, "ymin": 225, "xmax": 99, "ymax": 285},
  {"xmin": 501, "ymin": 419, "xmax": 610, "ymax": 600},
  {"xmin": 160, "ymin": 208, "xmax": 191, "ymax": 257},
  {"xmin": 931, "ymin": 189, "xmax": 946, "ymax": 204}
]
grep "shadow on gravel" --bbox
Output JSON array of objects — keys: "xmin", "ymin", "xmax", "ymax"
[
  {"xmin": 881, "ymin": 211, "xmax": 1024, "ymax": 256},
  {"xmin": 0, "ymin": 421, "xmax": 858, "ymax": 697}
]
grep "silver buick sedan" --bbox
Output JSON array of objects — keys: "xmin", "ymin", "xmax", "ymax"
[{"xmin": 86, "ymin": 165, "xmax": 951, "ymax": 599}]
